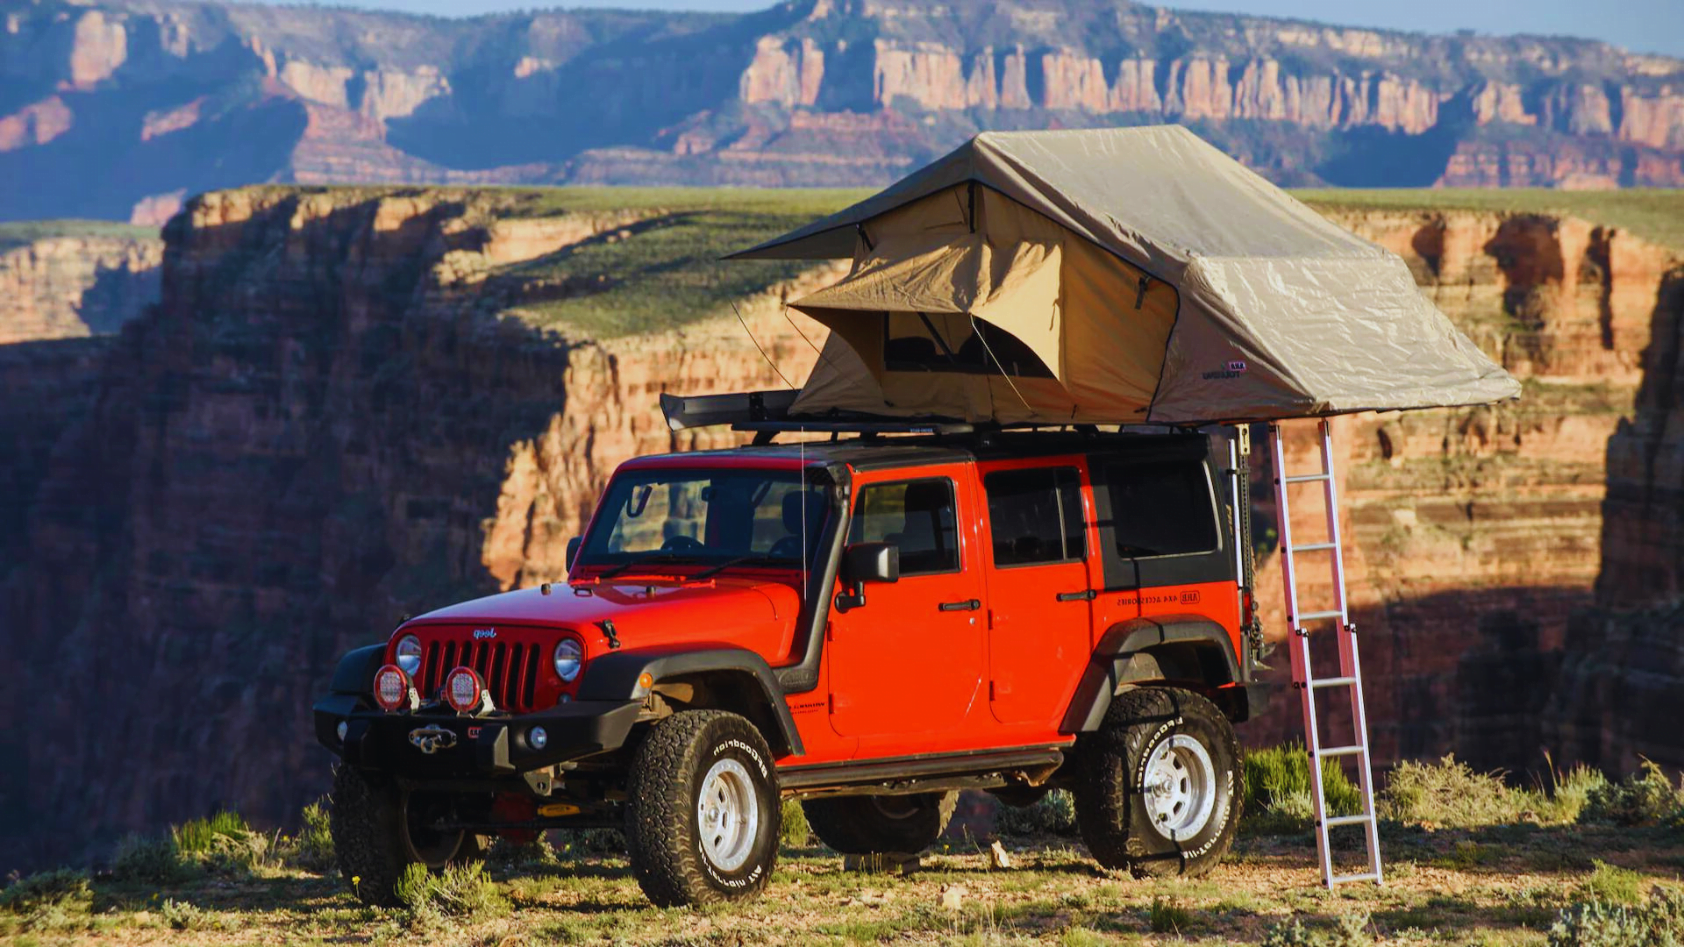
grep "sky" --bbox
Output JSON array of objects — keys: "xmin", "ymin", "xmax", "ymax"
[{"xmin": 264, "ymin": 0, "xmax": 1684, "ymax": 57}]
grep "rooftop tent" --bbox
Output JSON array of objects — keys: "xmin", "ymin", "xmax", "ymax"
[{"xmin": 732, "ymin": 125, "xmax": 1520, "ymax": 425}]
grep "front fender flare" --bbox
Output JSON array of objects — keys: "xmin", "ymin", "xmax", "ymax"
[
  {"xmin": 1060, "ymin": 615, "xmax": 1244, "ymax": 732},
  {"xmin": 328, "ymin": 644, "xmax": 387, "ymax": 695},
  {"xmin": 578, "ymin": 646, "xmax": 804, "ymax": 757}
]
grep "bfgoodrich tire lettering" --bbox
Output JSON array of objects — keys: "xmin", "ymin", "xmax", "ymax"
[
  {"xmin": 803, "ymin": 792, "xmax": 958, "ymax": 855},
  {"xmin": 625, "ymin": 710, "xmax": 780, "ymax": 906},
  {"xmin": 1073, "ymin": 687, "xmax": 1241, "ymax": 878}
]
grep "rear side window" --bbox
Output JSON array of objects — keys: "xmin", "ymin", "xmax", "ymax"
[
  {"xmin": 848, "ymin": 478, "xmax": 959, "ymax": 576},
  {"xmin": 983, "ymin": 467, "xmax": 1086, "ymax": 567},
  {"xmin": 1105, "ymin": 462, "xmax": 1219, "ymax": 558}
]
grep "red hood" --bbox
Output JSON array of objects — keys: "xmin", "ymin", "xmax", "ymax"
[{"xmin": 405, "ymin": 576, "xmax": 803, "ymax": 661}]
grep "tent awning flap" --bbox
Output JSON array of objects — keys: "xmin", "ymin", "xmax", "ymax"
[{"xmin": 744, "ymin": 125, "xmax": 1521, "ymax": 424}]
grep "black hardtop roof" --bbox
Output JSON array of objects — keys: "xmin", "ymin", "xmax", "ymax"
[{"xmin": 662, "ymin": 429, "xmax": 1218, "ymax": 474}]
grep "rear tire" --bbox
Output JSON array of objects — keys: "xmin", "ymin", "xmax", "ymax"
[
  {"xmin": 625, "ymin": 710, "xmax": 781, "ymax": 907},
  {"xmin": 330, "ymin": 766, "xmax": 489, "ymax": 907},
  {"xmin": 1073, "ymin": 687, "xmax": 1241, "ymax": 878},
  {"xmin": 803, "ymin": 792, "xmax": 958, "ymax": 855}
]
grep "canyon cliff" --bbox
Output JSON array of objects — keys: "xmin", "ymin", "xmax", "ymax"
[
  {"xmin": 0, "ymin": 227, "xmax": 161, "ymax": 343},
  {"xmin": 4, "ymin": 0, "xmax": 1684, "ymax": 223},
  {"xmin": 1, "ymin": 185, "xmax": 1681, "ymax": 874}
]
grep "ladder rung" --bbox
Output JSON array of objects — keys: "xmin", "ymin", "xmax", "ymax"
[
  {"xmin": 1283, "ymin": 473, "xmax": 1332, "ymax": 483},
  {"xmin": 1331, "ymin": 871, "xmax": 1382, "ymax": 885},
  {"xmin": 1323, "ymin": 814, "xmax": 1375, "ymax": 828},
  {"xmin": 1291, "ymin": 542, "xmax": 1337, "ymax": 552},
  {"xmin": 1316, "ymin": 745, "xmax": 1365, "ymax": 757},
  {"xmin": 1309, "ymin": 676, "xmax": 1357, "ymax": 688},
  {"xmin": 1294, "ymin": 610, "xmax": 1344, "ymax": 622}
]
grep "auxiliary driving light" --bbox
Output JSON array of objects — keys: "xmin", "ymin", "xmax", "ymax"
[
  {"xmin": 444, "ymin": 666, "xmax": 492, "ymax": 714},
  {"xmin": 372, "ymin": 664, "xmax": 415, "ymax": 713},
  {"xmin": 335, "ymin": 720, "xmax": 349, "ymax": 743},
  {"xmin": 529, "ymin": 727, "xmax": 548, "ymax": 750}
]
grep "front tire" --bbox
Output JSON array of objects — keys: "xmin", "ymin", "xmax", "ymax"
[
  {"xmin": 625, "ymin": 710, "xmax": 781, "ymax": 907},
  {"xmin": 1073, "ymin": 687, "xmax": 1241, "ymax": 878},
  {"xmin": 803, "ymin": 792, "xmax": 958, "ymax": 855},
  {"xmin": 329, "ymin": 766, "xmax": 488, "ymax": 907}
]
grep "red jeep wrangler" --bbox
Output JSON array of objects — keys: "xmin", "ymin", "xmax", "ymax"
[{"xmin": 315, "ymin": 406, "xmax": 1264, "ymax": 907}]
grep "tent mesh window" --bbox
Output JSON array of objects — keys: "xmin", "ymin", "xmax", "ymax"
[{"xmin": 882, "ymin": 313, "xmax": 1054, "ymax": 379}]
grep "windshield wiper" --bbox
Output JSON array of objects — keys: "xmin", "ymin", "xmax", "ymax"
[
  {"xmin": 597, "ymin": 553, "xmax": 705, "ymax": 579},
  {"xmin": 692, "ymin": 555, "xmax": 795, "ymax": 580}
]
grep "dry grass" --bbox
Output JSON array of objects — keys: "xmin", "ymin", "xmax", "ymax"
[{"xmin": 1, "ymin": 815, "xmax": 1679, "ymax": 945}]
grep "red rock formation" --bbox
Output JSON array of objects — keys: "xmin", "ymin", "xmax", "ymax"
[{"xmin": 0, "ymin": 232, "xmax": 162, "ymax": 344}]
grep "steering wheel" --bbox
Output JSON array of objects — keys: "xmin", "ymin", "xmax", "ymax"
[{"xmin": 661, "ymin": 535, "xmax": 704, "ymax": 552}]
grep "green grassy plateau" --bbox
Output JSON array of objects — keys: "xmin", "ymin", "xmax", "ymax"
[{"xmin": 0, "ymin": 219, "xmax": 159, "ymax": 253}]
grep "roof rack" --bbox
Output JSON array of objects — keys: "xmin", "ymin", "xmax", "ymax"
[{"xmin": 660, "ymin": 390, "xmax": 976, "ymax": 437}]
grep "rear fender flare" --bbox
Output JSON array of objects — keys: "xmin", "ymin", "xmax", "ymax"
[
  {"xmin": 1061, "ymin": 616, "xmax": 1241, "ymax": 732},
  {"xmin": 578, "ymin": 647, "xmax": 804, "ymax": 758}
]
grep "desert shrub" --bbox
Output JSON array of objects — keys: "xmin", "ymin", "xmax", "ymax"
[
  {"xmin": 1548, "ymin": 887, "xmax": 1684, "ymax": 947},
  {"xmin": 1545, "ymin": 763, "xmax": 1611, "ymax": 824},
  {"xmin": 780, "ymin": 798, "xmax": 810, "ymax": 848},
  {"xmin": 1262, "ymin": 918, "xmax": 1317, "ymax": 947},
  {"xmin": 109, "ymin": 833, "xmax": 193, "ymax": 885},
  {"xmin": 995, "ymin": 790, "xmax": 1078, "ymax": 838},
  {"xmin": 171, "ymin": 811, "xmax": 268, "ymax": 874},
  {"xmin": 1148, "ymin": 897, "xmax": 1191, "ymax": 934},
  {"xmin": 1581, "ymin": 762, "xmax": 1683, "ymax": 828},
  {"xmin": 159, "ymin": 898, "xmax": 212, "ymax": 931},
  {"xmin": 1580, "ymin": 862, "xmax": 1647, "ymax": 907},
  {"xmin": 0, "ymin": 869, "xmax": 92, "ymax": 916},
  {"xmin": 1379, "ymin": 755, "xmax": 1540, "ymax": 827},
  {"xmin": 394, "ymin": 862, "xmax": 506, "ymax": 924},
  {"xmin": 1243, "ymin": 744, "xmax": 1363, "ymax": 833},
  {"xmin": 1260, "ymin": 913, "xmax": 1372, "ymax": 947},
  {"xmin": 0, "ymin": 869, "xmax": 93, "ymax": 933},
  {"xmin": 288, "ymin": 798, "xmax": 335, "ymax": 872},
  {"xmin": 488, "ymin": 835, "xmax": 560, "ymax": 870}
]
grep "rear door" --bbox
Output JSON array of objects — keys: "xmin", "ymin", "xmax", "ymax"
[
  {"xmin": 825, "ymin": 468, "xmax": 987, "ymax": 744},
  {"xmin": 977, "ymin": 459, "xmax": 1096, "ymax": 726}
]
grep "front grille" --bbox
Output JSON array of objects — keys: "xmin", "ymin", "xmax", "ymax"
[{"xmin": 418, "ymin": 638, "xmax": 542, "ymax": 713}]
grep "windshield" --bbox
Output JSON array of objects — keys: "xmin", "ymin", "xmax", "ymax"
[{"xmin": 578, "ymin": 468, "xmax": 830, "ymax": 573}]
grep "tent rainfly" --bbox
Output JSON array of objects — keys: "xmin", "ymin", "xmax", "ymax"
[{"xmin": 731, "ymin": 125, "xmax": 1520, "ymax": 426}]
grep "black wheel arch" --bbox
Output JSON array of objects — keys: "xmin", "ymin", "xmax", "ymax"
[
  {"xmin": 329, "ymin": 643, "xmax": 387, "ymax": 695},
  {"xmin": 1061, "ymin": 615, "xmax": 1259, "ymax": 732},
  {"xmin": 579, "ymin": 646, "xmax": 805, "ymax": 758}
]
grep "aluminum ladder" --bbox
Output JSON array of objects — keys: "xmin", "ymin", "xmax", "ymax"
[{"xmin": 1268, "ymin": 418, "xmax": 1383, "ymax": 888}]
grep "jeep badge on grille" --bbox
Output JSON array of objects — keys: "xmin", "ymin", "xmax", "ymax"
[{"xmin": 473, "ymin": 627, "xmax": 496, "ymax": 639}]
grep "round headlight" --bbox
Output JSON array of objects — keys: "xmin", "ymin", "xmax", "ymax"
[
  {"xmin": 553, "ymin": 638, "xmax": 583, "ymax": 682},
  {"xmin": 394, "ymin": 635, "xmax": 422, "ymax": 675}
]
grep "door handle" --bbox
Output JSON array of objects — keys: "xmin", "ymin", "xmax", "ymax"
[
  {"xmin": 938, "ymin": 599, "xmax": 981, "ymax": 612},
  {"xmin": 1056, "ymin": 590, "xmax": 1097, "ymax": 602}
]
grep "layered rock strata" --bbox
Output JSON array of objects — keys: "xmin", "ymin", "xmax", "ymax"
[
  {"xmin": 0, "ymin": 233, "xmax": 162, "ymax": 343},
  {"xmin": 4, "ymin": 0, "xmax": 1683, "ymax": 221}
]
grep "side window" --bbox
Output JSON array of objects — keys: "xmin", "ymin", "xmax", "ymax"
[
  {"xmin": 1105, "ymin": 462, "xmax": 1219, "ymax": 557},
  {"xmin": 848, "ymin": 478, "xmax": 959, "ymax": 576},
  {"xmin": 983, "ymin": 467, "xmax": 1086, "ymax": 567}
]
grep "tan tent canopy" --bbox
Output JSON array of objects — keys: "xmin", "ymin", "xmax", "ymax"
[{"xmin": 733, "ymin": 125, "xmax": 1519, "ymax": 425}]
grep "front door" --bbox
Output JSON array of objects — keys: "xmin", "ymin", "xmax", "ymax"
[
  {"xmin": 978, "ymin": 461, "xmax": 1096, "ymax": 726},
  {"xmin": 825, "ymin": 470, "xmax": 986, "ymax": 743}
]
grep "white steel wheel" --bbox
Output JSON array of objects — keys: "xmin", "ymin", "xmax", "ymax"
[
  {"xmin": 696, "ymin": 758, "xmax": 760, "ymax": 872},
  {"xmin": 1141, "ymin": 734, "xmax": 1217, "ymax": 840}
]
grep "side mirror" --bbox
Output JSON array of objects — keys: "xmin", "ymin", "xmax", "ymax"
[
  {"xmin": 842, "ymin": 542, "xmax": 900, "ymax": 585},
  {"xmin": 836, "ymin": 542, "xmax": 898, "ymax": 613},
  {"xmin": 566, "ymin": 537, "xmax": 581, "ymax": 570}
]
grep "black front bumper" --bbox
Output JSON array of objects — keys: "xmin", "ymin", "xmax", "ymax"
[{"xmin": 313, "ymin": 695, "xmax": 643, "ymax": 777}]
